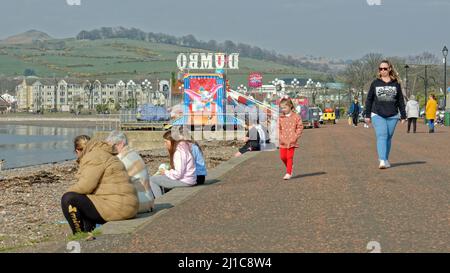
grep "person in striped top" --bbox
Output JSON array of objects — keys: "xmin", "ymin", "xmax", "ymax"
[{"xmin": 106, "ymin": 131, "xmax": 155, "ymax": 213}]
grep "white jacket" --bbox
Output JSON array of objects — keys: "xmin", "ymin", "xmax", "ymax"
[{"xmin": 406, "ymin": 100, "xmax": 420, "ymax": 118}]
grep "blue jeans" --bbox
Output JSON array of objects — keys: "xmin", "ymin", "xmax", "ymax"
[
  {"xmin": 428, "ymin": 119, "xmax": 435, "ymax": 131},
  {"xmin": 371, "ymin": 115, "xmax": 398, "ymax": 161},
  {"xmin": 150, "ymin": 175, "xmax": 191, "ymax": 198}
]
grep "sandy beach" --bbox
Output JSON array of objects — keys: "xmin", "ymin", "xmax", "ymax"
[{"xmin": 0, "ymin": 140, "xmax": 244, "ymax": 251}]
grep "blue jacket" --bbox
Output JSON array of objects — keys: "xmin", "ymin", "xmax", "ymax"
[
  {"xmin": 191, "ymin": 143, "xmax": 207, "ymax": 176},
  {"xmin": 349, "ymin": 102, "xmax": 361, "ymax": 116}
]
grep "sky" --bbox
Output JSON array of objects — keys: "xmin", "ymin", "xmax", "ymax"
[{"xmin": 0, "ymin": 0, "xmax": 449, "ymax": 60}]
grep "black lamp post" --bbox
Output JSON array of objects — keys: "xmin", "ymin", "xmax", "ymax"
[
  {"xmin": 404, "ymin": 64, "xmax": 410, "ymax": 98},
  {"xmin": 443, "ymin": 46, "xmax": 448, "ymax": 112}
]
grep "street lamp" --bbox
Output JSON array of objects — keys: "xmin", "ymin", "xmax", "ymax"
[
  {"xmin": 116, "ymin": 80, "xmax": 125, "ymax": 109},
  {"xmin": 417, "ymin": 66, "xmax": 437, "ymax": 107},
  {"xmin": 141, "ymin": 79, "xmax": 152, "ymax": 104},
  {"xmin": 442, "ymin": 46, "xmax": 448, "ymax": 113},
  {"xmin": 316, "ymin": 82, "xmax": 323, "ymax": 103},
  {"xmin": 83, "ymin": 80, "xmax": 95, "ymax": 111},
  {"xmin": 304, "ymin": 78, "xmax": 315, "ymax": 104},
  {"xmin": 271, "ymin": 78, "xmax": 284, "ymax": 96},
  {"xmin": 238, "ymin": 84, "xmax": 248, "ymax": 95},
  {"xmin": 178, "ymin": 83, "xmax": 184, "ymax": 99},
  {"xmin": 404, "ymin": 64, "xmax": 410, "ymax": 98},
  {"xmin": 291, "ymin": 78, "xmax": 299, "ymax": 96},
  {"xmin": 127, "ymin": 80, "xmax": 137, "ymax": 109}
]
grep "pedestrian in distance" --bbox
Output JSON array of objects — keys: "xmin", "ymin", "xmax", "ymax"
[
  {"xmin": 348, "ymin": 97, "xmax": 361, "ymax": 127},
  {"xmin": 405, "ymin": 95, "xmax": 419, "ymax": 133},
  {"xmin": 425, "ymin": 94, "xmax": 438, "ymax": 133}
]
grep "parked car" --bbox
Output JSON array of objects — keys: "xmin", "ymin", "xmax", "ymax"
[{"xmin": 308, "ymin": 107, "xmax": 321, "ymax": 128}]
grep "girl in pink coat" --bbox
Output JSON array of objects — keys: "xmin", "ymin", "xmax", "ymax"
[{"xmin": 278, "ymin": 97, "xmax": 304, "ymax": 180}]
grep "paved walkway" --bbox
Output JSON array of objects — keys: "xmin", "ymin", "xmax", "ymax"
[{"xmin": 34, "ymin": 120, "xmax": 450, "ymax": 252}]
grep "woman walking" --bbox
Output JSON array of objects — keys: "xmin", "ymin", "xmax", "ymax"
[
  {"xmin": 405, "ymin": 95, "xmax": 419, "ymax": 133},
  {"xmin": 425, "ymin": 94, "xmax": 438, "ymax": 133},
  {"xmin": 365, "ymin": 60, "xmax": 406, "ymax": 169}
]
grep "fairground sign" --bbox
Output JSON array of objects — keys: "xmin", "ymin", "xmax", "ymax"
[
  {"xmin": 248, "ymin": 72, "xmax": 263, "ymax": 88},
  {"xmin": 177, "ymin": 53, "xmax": 239, "ymax": 70}
]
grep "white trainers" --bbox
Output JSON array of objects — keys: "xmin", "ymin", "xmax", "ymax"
[
  {"xmin": 379, "ymin": 160, "xmax": 387, "ymax": 169},
  {"xmin": 385, "ymin": 160, "xmax": 391, "ymax": 168},
  {"xmin": 283, "ymin": 173, "xmax": 292, "ymax": 180}
]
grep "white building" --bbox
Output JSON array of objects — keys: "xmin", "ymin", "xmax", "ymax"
[{"xmin": 15, "ymin": 78, "xmax": 170, "ymax": 112}]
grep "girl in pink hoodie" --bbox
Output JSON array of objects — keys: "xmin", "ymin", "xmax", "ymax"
[{"xmin": 150, "ymin": 130, "xmax": 196, "ymax": 198}]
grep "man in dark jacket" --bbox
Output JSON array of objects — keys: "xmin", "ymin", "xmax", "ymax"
[{"xmin": 348, "ymin": 97, "xmax": 361, "ymax": 127}]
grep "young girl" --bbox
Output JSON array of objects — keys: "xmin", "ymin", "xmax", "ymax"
[
  {"xmin": 150, "ymin": 130, "xmax": 197, "ymax": 198},
  {"xmin": 278, "ymin": 97, "xmax": 304, "ymax": 180},
  {"xmin": 178, "ymin": 126, "xmax": 207, "ymax": 185}
]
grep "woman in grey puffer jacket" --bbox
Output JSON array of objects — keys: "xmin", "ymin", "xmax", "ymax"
[{"xmin": 405, "ymin": 95, "xmax": 420, "ymax": 133}]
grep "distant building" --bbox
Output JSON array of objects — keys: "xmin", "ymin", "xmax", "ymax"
[
  {"xmin": 16, "ymin": 78, "xmax": 38, "ymax": 111},
  {"xmin": 15, "ymin": 78, "xmax": 170, "ymax": 112},
  {"xmin": 0, "ymin": 96, "xmax": 11, "ymax": 113}
]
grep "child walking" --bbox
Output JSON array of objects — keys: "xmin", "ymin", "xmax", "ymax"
[{"xmin": 278, "ymin": 97, "xmax": 304, "ymax": 180}]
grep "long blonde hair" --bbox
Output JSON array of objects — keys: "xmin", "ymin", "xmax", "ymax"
[
  {"xmin": 377, "ymin": 60, "xmax": 401, "ymax": 83},
  {"xmin": 163, "ymin": 130, "xmax": 180, "ymax": 170}
]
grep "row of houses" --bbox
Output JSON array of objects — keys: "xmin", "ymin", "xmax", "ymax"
[{"xmin": 15, "ymin": 77, "xmax": 172, "ymax": 112}]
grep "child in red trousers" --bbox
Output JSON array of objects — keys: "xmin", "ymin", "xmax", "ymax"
[{"xmin": 278, "ymin": 97, "xmax": 304, "ymax": 180}]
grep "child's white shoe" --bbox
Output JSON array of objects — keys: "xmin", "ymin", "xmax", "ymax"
[
  {"xmin": 283, "ymin": 173, "xmax": 292, "ymax": 180},
  {"xmin": 379, "ymin": 160, "xmax": 387, "ymax": 169}
]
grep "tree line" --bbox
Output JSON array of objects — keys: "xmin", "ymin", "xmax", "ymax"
[
  {"xmin": 337, "ymin": 52, "xmax": 444, "ymax": 107},
  {"xmin": 76, "ymin": 27, "xmax": 330, "ymax": 72}
]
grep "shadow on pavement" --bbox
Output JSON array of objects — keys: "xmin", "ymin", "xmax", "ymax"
[
  {"xmin": 292, "ymin": 172, "xmax": 327, "ymax": 179},
  {"xmin": 390, "ymin": 161, "xmax": 427, "ymax": 168},
  {"xmin": 411, "ymin": 131, "xmax": 446, "ymax": 134},
  {"xmin": 205, "ymin": 179, "xmax": 221, "ymax": 185},
  {"xmin": 150, "ymin": 203, "xmax": 174, "ymax": 215}
]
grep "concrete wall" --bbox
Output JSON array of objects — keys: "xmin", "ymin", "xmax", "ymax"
[{"xmin": 94, "ymin": 131, "xmax": 166, "ymax": 151}]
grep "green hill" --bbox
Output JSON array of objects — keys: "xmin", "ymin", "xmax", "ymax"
[
  {"xmin": 0, "ymin": 37, "xmax": 328, "ymax": 87},
  {"xmin": 0, "ymin": 30, "xmax": 53, "ymax": 45}
]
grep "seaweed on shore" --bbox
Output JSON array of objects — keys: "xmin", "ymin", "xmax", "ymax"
[{"xmin": 0, "ymin": 171, "xmax": 62, "ymax": 190}]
